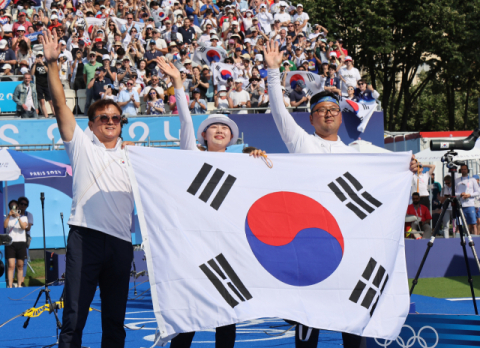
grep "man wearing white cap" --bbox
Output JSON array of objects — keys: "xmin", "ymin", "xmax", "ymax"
[
  {"xmin": 156, "ymin": 57, "xmax": 265, "ymax": 348},
  {"xmin": 229, "ymin": 78, "xmax": 251, "ymax": 113},
  {"xmin": 274, "ymin": 2, "xmax": 290, "ymax": 27},
  {"xmin": 0, "ymin": 39, "xmax": 16, "ymax": 73},
  {"xmin": 264, "ymin": 38, "xmax": 418, "ymax": 348},
  {"xmin": 338, "ymin": 56, "xmax": 361, "ymax": 97},
  {"xmin": 293, "ymin": 4, "xmax": 309, "ymax": 32},
  {"xmin": 59, "ymin": 40, "xmax": 73, "ymax": 62},
  {"xmin": 48, "ymin": 14, "xmax": 62, "ymax": 31},
  {"xmin": 258, "ymin": 4, "xmax": 274, "ymax": 34},
  {"xmin": 13, "ymin": 11, "xmax": 32, "ymax": 36}
]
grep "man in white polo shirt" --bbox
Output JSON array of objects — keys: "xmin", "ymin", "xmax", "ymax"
[
  {"xmin": 412, "ymin": 163, "xmax": 435, "ymax": 209},
  {"xmin": 41, "ymin": 30, "xmax": 134, "ymax": 348},
  {"xmin": 264, "ymin": 39, "xmax": 417, "ymax": 348}
]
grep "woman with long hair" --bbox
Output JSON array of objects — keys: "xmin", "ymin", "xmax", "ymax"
[{"xmin": 147, "ymin": 88, "xmax": 165, "ymax": 115}]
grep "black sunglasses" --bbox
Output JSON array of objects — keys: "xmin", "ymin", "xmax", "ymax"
[{"xmin": 95, "ymin": 114, "xmax": 121, "ymax": 124}]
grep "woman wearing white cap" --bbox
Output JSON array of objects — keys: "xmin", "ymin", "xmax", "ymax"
[
  {"xmin": 156, "ymin": 56, "xmax": 265, "ymax": 348},
  {"xmin": 214, "ymin": 85, "xmax": 233, "ymax": 109},
  {"xmin": 11, "ymin": 25, "xmax": 31, "ymax": 51}
]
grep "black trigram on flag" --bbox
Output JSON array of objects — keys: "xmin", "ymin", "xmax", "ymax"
[
  {"xmin": 328, "ymin": 172, "xmax": 382, "ymax": 219},
  {"xmin": 198, "ymin": 46, "xmax": 207, "ymax": 53},
  {"xmin": 187, "ymin": 163, "xmax": 236, "ymax": 210},
  {"xmin": 199, "ymin": 253, "xmax": 253, "ymax": 308},
  {"xmin": 306, "ymin": 73, "xmax": 315, "ymax": 82},
  {"xmin": 349, "ymin": 258, "xmax": 389, "ymax": 316}
]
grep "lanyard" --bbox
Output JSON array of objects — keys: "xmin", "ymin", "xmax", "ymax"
[{"xmin": 413, "ymin": 205, "xmax": 422, "ymax": 218}]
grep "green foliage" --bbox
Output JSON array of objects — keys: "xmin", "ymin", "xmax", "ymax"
[{"xmin": 299, "ymin": 0, "xmax": 480, "ymax": 130}]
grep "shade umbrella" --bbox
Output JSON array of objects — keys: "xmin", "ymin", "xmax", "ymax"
[
  {"xmin": 348, "ymin": 139, "xmax": 392, "ymax": 153},
  {"xmin": 0, "ymin": 149, "xmax": 71, "ymax": 211}
]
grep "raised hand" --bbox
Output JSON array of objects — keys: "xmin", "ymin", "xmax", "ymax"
[
  {"xmin": 264, "ymin": 39, "xmax": 283, "ymax": 70},
  {"xmin": 155, "ymin": 57, "xmax": 182, "ymax": 88},
  {"xmin": 39, "ymin": 29, "xmax": 61, "ymax": 64}
]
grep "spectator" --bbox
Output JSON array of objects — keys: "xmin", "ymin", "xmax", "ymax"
[
  {"xmin": 439, "ymin": 175, "xmax": 453, "ymax": 238},
  {"xmin": 32, "ymin": 52, "xmax": 56, "ymax": 118},
  {"xmin": 141, "ymin": 74, "xmax": 164, "ymax": 101},
  {"xmin": 338, "ymin": 56, "xmax": 361, "ymax": 97},
  {"xmin": 229, "ymin": 78, "xmax": 250, "ymax": 113},
  {"xmin": 412, "ymin": 164, "xmax": 435, "ymax": 209},
  {"xmin": 189, "ymin": 88, "xmax": 207, "ymax": 113},
  {"xmin": 0, "ymin": 39, "xmax": 16, "ymax": 73},
  {"xmin": 178, "ymin": 17, "xmax": 196, "ymax": 44},
  {"xmin": 13, "ymin": 73, "xmax": 39, "ymax": 118},
  {"xmin": 101, "ymin": 84, "xmax": 117, "ymax": 101},
  {"xmin": 71, "ymin": 49, "xmax": 87, "ymax": 90},
  {"xmin": 13, "ymin": 12, "xmax": 32, "ymax": 36},
  {"xmin": 293, "ymin": 4, "xmax": 309, "ymax": 32},
  {"xmin": 117, "ymin": 79, "xmax": 140, "ymax": 115},
  {"xmin": 214, "ymin": 85, "xmax": 232, "ymax": 109},
  {"xmin": 146, "ymin": 88, "xmax": 165, "ymax": 115},
  {"xmin": 289, "ymin": 80, "xmax": 309, "ymax": 109},
  {"xmin": 88, "ymin": 66, "xmax": 113, "ymax": 103},
  {"xmin": 169, "ymin": 85, "xmax": 190, "ymax": 114},
  {"xmin": 83, "ymin": 51, "xmax": 103, "ymax": 114},
  {"xmin": 354, "ymin": 79, "xmax": 380, "ymax": 102},
  {"xmin": 103, "ymin": 55, "xmax": 117, "ymax": 83},
  {"xmin": 58, "ymin": 54, "xmax": 71, "ymax": 89},
  {"xmin": 346, "ymin": 84, "xmax": 359, "ymax": 101},
  {"xmin": 456, "ymin": 164, "xmax": 480, "ymax": 235},
  {"xmin": 274, "ymin": 2, "xmax": 290, "ymax": 27},
  {"xmin": 121, "ymin": 13, "xmax": 141, "ymax": 38},
  {"xmin": 406, "ymin": 192, "xmax": 433, "ymax": 239},
  {"xmin": 324, "ymin": 64, "xmax": 341, "ymax": 96},
  {"xmin": 145, "ymin": 40, "xmax": 163, "ymax": 71},
  {"xmin": 258, "ymin": 4, "xmax": 273, "ymax": 34},
  {"xmin": 246, "ymin": 76, "xmax": 264, "ymax": 107},
  {"xmin": 4, "ymin": 200, "xmax": 29, "ymax": 288}
]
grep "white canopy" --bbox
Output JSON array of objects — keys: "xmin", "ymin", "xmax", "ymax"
[
  {"xmin": 348, "ymin": 139, "xmax": 392, "ymax": 153},
  {"xmin": 0, "ymin": 148, "xmax": 22, "ymax": 181},
  {"xmin": 414, "ymin": 147, "xmax": 480, "ymax": 161}
]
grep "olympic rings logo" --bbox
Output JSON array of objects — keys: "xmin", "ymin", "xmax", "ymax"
[{"xmin": 374, "ymin": 325, "xmax": 439, "ymax": 348}]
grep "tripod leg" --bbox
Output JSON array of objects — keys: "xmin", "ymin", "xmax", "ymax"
[
  {"xmin": 410, "ymin": 200, "xmax": 450, "ymax": 296},
  {"xmin": 457, "ymin": 207, "xmax": 480, "ymax": 275},
  {"xmin": 24, "ymin": 289, "xmax": 45, "ymax": 329},
  {"xmin": 45, "ymin": 289, "xmax": 62, "ymax": 329},
  {"xmin": 455, "ymin": 205, "xmax": 479, "ymax": 315}
]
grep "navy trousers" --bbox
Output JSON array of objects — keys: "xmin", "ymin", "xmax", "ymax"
[
  {"xmin": 59, "ymin": 226, "xmax": 133, "ymax": 348},
  {"xmin": 170, "ymin": 324, "xmax": 236, "ymax": 348}
]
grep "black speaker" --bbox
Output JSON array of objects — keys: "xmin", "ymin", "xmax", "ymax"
[{"xmin": 45, "ymin": 251, "xmax": 66, "ymax": 284}]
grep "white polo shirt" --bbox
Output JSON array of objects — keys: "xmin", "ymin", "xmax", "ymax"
[
  {"xmin": 412, "ymin": 173, "xmax": 429, "ymax": 196},
  {"xmin": 64, "ymin": 125, "xmax": 134, "ymax": 242},
  {"xmin": 7, "ymin": 216, "xmax": 29, "ymax": 242}
]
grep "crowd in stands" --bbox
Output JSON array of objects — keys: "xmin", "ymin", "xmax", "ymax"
[{"xmin": 0, "ymin": 0, "xmax": 380, "ymax": 117}]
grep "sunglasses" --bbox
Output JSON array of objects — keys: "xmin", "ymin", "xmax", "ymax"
[
  {"xmin": 95, "ymin": 114, "xmax": 121, "ymax": 124},
  {"xmin": 126, "ymin": 82, "xmax": 133, "ymax": 86},
  {"xmin": 149, "ymin": 91, "xmax": 157, "ymax": 94},
  {"xmin": 19, "ymin": 202, "xmax": 28, "ymax": 206},
  {"xmin": 358, "ymin": 83, "xmax": 365, "ymax": 85}
]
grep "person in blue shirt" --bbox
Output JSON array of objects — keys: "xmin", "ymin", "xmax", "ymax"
[
  {"xmin": 117, "ymin": 79, "xmax": 140, "ymax": 115},
  {"xmin": 354, "ymin": 79, "xmax": 380, "ymax": 102},
  {"xmin": 200, "ymin": 0, "xmax": 219, "ymax": 16},
  {"xmin": 189, "ymin": 88, "xmax": 207, "ymax": 114},
  {"xmin": 185, "ymin": 0, "xmax": 200, "ymax": 26},
  {"xmin": 305, "ymin": 48, "xmax": 320, "ymax": 74},
  {"xmin": 324, "ymin": 64, "xmax": 341, "ymax": 96}
]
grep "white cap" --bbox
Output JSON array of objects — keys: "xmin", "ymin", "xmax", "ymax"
[
  {"xmin": 196, "ymin": 114, "xmax": 239, "ymax": 147},
  {"xmin": 102, "ymin": 54, "xmax": 111, "ymax": 61},
  {"xmin": 20, "ymin": 67, "xmax": 29, "ymax": 74},
  {"xmin": 297, "ymin": 3, "xmax": 303, "ymax": 7},
  {"xmin": 260, "ymin": 3, "xmax": 266, "ymax": 8},
  {"xmin": 345, "ymin": 55, "xmax": 353, "ymax": 61},
  {"xmin": 210, "ymin": 35, "xmax": 219, "ymax": 40},
  {"xmin": 255, "ymin": 54, "xmax": 263, "ymax": 61},
  {"xmin": 59, "ymin": 40, "xmax": 67, "ymax": 45},
  {"xmin": 231, "ymin": 21, "xmax": 239, "ymax": 25},
  {"xmin": 59, "ymin": 54, "xmax": 66, "ymax": 59},
  {"xmin": 279, "ymin": 1, "xmax": 288, "ymax": 6},
  {"xmin": 51, "ymin": 14, "xmax": 58, "ymax": 20},
  {"xmin": 0, "ymin": 40, "xmax": 7, "ymax": 49},
  {"xmin": 234, "ymin": 78, "xmax": 243, "ymax": 83},
  {"xmin": 3, "ymin": 64, "xmax": 12, "ymax": 70},
  {"xmin": 282, "ymin": 60, "xmax": 292, "ymax": 66},
  {"xmin": 329, "ymin": 52, "xmax": 337, "ymax": 57},
  {"xmin": 146, "ymin": 24, "xmax": 153, "ymax": 29},
  {"xmin": 17, "ymin": 25, "xmax": 26, "ymax": 31},
  {"xmin": 218, "ymin": 85, "xmax": 227, "ymax": 92}
]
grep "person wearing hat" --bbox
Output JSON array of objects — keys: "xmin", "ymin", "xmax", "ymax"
[
  {"xmin": 145, "ymin": 39, "xmax": 163, "ymax": 70},
  {"xmin": 91, "ymin": 37, "xmax": 109, "ymax": 64},
  {"xmin": 229, "ymin": 77, "xmax": 251, "ymax": 113},
  {"xmin": 0, "ymin": 39, "xmax": 15, "ymax": 71},
  {"xmin": 83, "ymin": 51, "xmax": 103, "ymax": 113},
  {"xmin": 13, "ymin": 11, "xmax": 32, "ymax": 36},
  {"xmin": 156, "ymin": 57, "xmax": 265, "ymax": 348},
  {"xmin": 48, "ymin": 14, "xmax": 62, "ymax": 31},
  {"xmin": 101, "ymin": 54, "xmax": 117, "ymax": 82},
  {"xmin": 32, "ymin": 51, "xmax": 56, "ymax": 118},
  {"xmin": 333, "ymin": 38, "xmax": 348, "ymax": 58},
  {"xmin": 57, "ymin": 54, "xmax": 71, "ymax": 89},
  {"xmin": 71, "ymin": 48, "xmax": 87, "ymax": 90},
  {"xmin": 245, "ymin": 76, "xmax": 264, "ymax": 107},
  {"xmin": 189, "ymin": 87, "xmax": 207, "ymax": 114},
  {"xmin": 147, "ymin": 30, "xmax": 168, "ymax": 54},
  {"xmin": 88, "ymin": 66, "xmax": 113, "ymax": 102},
  {"xmin": 214, "ymin": 84, "xmax": 233, "ymax": 109},
  {"xmin": 293, "ymin": 4, "xmax": 309, "ymax": 32},
  {"xmin": 13, "ymin": 72, "xmax": 39, "ymax": 118},
  {"xmin": 273, "ymin": 1, "xmax": 290, "ymax": 27},
  {"xmin": 338, "ymin": 56, "xmax": 361, "ymax": 97},
  {"xmin": 257, "ymin": 4, "xmax": 274, "ymax": 34}
]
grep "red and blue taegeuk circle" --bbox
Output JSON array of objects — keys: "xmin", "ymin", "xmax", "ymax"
[
  {"xmin": 289, "ymin": 74, "xmax": 305, "ymax": 90},
  {"xmin": 346, "ymin": 99, "xmax": 359, "ymax": 112},
  {"xmin": 245, "ymin": 192, "xmax": 344, "ymax": 286},
  {"xmin": 221, "ymin": 70, "xmax": 232, "ymax": 80},
  {"xmin": 206, "ymin": 50, "xmax": 221, "ymax": 63}
]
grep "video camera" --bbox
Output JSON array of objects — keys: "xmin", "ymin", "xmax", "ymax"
[{"xmin": 430, "ymin": 128, "xmax": 480, "ymax": 151}]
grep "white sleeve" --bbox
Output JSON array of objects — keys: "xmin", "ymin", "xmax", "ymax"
[
  {"xmin": 175, "ymin": 87, "xmax": 199, "ymax": 151},
  {"xmin": 372, "ymin": 89, "xmax": 380, "ymax": 100},
  {"xmin": 267, "ymin": 68, "xmax": 308, "ymax": 152},
  {"xmin": 472, "ymin": 179, "xmax": 480, "ymax": 197}
]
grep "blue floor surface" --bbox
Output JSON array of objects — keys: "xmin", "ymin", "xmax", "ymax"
[{"xmin": 0, "ymin": 282, "xmax": 477, "ymax": 347}]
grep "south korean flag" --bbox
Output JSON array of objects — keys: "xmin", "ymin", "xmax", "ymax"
[
  {"xmin": 282, "ymin": 71, "xmax": 326, "ymax": 97},
  {"xmin": 126, "ymin": 146, "xmax": 412, "ymax": 345},
  {"xmin": 212, "ymin": 62, "xmax": 237, "ymax": 86},
  {"xmin": 193, "ymin": 46, "xmax": 228, "ymax": 67}
]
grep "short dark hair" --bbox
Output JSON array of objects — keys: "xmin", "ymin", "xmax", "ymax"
[
  {"xmin": 328, "ymin": 64, "xmax": 336, "ymax": 70},
  {"xmin": 87, "ymin": 99, "xmax": 122, "ymax": 122},
  {"xmin": 358, "ymin": 79, "xmax": 366, "ymax": 85},
  {"xmin": 310, "ymin": 90, "xmax": 339, "ymax": 107},
  {"xmin": 8, "ymin": 200, "xmax": 18, "ymax": 210},
  {"xmin": 412, "ymin": 192, "xmax": 420, "ymax": 198},
  {"xmin": 18, "ymin": 196, "xmax": 29, "ymax": 206}
]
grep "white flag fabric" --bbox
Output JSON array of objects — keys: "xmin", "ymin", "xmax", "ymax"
[
  {"xmin": 282, "ymin": 71, "xmax": 326, "ymax": 96},
  {"xmin": 212, "ymin": 62, "xmax": 237, "ymax": 85},
  {"xmin": 339, "ymin": 97, "xmax": 378, "ymax": 133},
  {"xmin": 126, "ymin": 147, "xmax": 412, "ymax": 342},
  {"xmin": 193, "ymin": 46, "xmax": 227, "ymax": 66}
]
